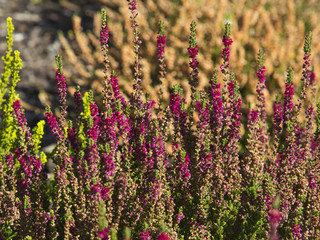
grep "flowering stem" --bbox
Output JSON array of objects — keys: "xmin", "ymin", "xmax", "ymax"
[
  {"xmin": 100, "ymin": 9, "xmax": 113, "ymax": 117},
  {"xmin": 157, "ymin": 21, "xmax": 166, "ymax": 110},
  {"xmin": 295, "ymin": 31, "xmax": 312, "ymax": 117}
]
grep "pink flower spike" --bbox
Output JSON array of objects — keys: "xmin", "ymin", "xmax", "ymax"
[
  {"xmin": 223, "ymin": 36, "xmax": 233, "ymax": 47},
  {"xmin": 100, "ymin": 26, "xmax": 109, "ymax": 46},
  {"xmin": 188, "ymin": 46, "xmax": 199, "ymax": 59},
  {"xmin": 157, "ymin": 35, "xmax": 166, "ymax": 59},
  {"xmin": 128, "ymin": 0, "xmax": 137, "ymax": 10}
]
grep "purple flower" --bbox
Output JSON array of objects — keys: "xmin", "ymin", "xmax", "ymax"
[
  {"xmin": 157, "ymin": 22, "xmax": 167, "ymax": 87},
  {"xmin": 103, "ymin": 153, "xmax": 115, "ymax": 177},
  {"xmin": 170, "ymin": 93, "xmax": 182, "ymax": 117},
  {"xmin": 157, "ymin": 233, "xmax": 169, "ymax": 240},
  {"xmin": 266, "ymin": 196, "xmax": 273, "ymax": 211},
  {"xmin": 110, "ymin": 74, "xmax": 126, "ymax": 108},
  {"xmin": 170, "ymin": 92, "xmax": 187, "ymax": 128},
  {"xmin": 221, "ymin": 47, "xmax": 231, "ymax": 62},
  {"xmin": 309, "ymin": 70, "xmax": 315, "ymax": 85},
  {"xmin": 74, "ymin": 88, "xmax": 82, "ymax": 107},
  {"xmin": 97, "ymin": 227, "xmax": 109, "ymax": 240},
  {"xmin": 91, "ymin": 183, "xmax": 110, "ymax": 200},
  {"xmin": 170, "ymin": 92, "xmax": 188, "ymax": 137},
  {"xmin": 56, "ymin": 69, "xmax": 66, "ymax": 89},
  {"xmin": 247, "ymin": 109, "xmax": 259, "ymax": 126},
  {"xmin": 100, "ymin": 26, "xmax": 109, "ymax": 46},
  {"xmin": 283, "ymin": 71, "xmax": 295, "ymax": 123},
  {"xmin": 139, "ymin": 229, "xmax": 151, "ymax": 240},
  {"xmin": 13, "ymin": 100, "xmax": 31, "ymax": 142},
  {"xmin": 100, "ymin": 187, "xmax": 110, "ymax": 200},
  {"xmin": 309, "ymin": 176, "xmax": 317, "ymax": 189},
  {"xmin": 270, "ymin": 208, "xmax": 281, "ymax": 240},
  {"xmin": 220, "ymin": 31, "xmax": 233, "ymax": 74},
  {"xmin": 17, "ymin": 153, "xmax": 32, "ymax": 179},
  {"xmin": 5, "ymin": 154, "xmax": 14, "ymax": 172},
  {"xmin": 188, "ymin": 45, "xmax": 199, "ymax": 89},
  {"xmin": 45, "ymin": 212, "xmax": 56, "ymax": 223},
  {"xmin": 157, "ymin": 35, "xmax": 166, "ymax": 59},
  {"xmin": 128, "ymin": 0, "xmax": 137, "ymax": 10},
  {"xmin": 309, "ymin": 167, "xmax": 318, "ymax": 189},
  {"xmin": 292, "ymin": 224, "xmax": 302, "ymax": 239},
  {"xmin": 15, "ymin": 151, "xmax": 44, "ymax": 199},
  {"xmin": 254, "ymin": 50, "xmax": 267, "ymax": 127},
  {"xmin": 13, "ymin": 100, "xmax": 24, "ymax": 123},
  {"xmin": 209, "ymin": 74, "xmax": 224, "ymax": 131},
  {"xmin": 88, "ymin": 126, "xmax": 99, "ymax": 141},
  {"xmin": 228, "ymin": 98, "xmax": 242, "ymax": 142},
  {"xmin": 56, "ymin": 67, "xmax": 68, "ymax": 119},
  {"xmin": 67, "ymin": 127, "xmax": 78, "ymax": 149},
  {"xmin": 177, "ymin": 213, "xmax": 185, "ymax": 223},
  {"xmin": 32, "ymin": 157, "xmax": 42, "ymax": 172},
  {"xmin": 302, "ymin": 54, "xmax": 311, "ymax": 87},
  {"xmin": 223, "ymin": 36, "xmax": 233, "ymax": 47},
  {"xmin": 104, "ymin": 116, "xmax": 117, "ymax": 142},
  {"xmin": 180, "ymin": 153, "xmax": 191, "ymax": 180},
  {"xmin": 188, "ymin": 45, "xmax": 199, "ymax": 59},
  {"xmin": 90, "ymin": 103, "xmax": 99, "ymax": 116},
  {"xmin": 46, "ymin": 111, "xmax": 64, "ymax": 142},
  {"xmin": 270, "ymin": 209, "xmax": 281, "ymax": 226},
  {"xmin": 273, "ymin": 98, "xmax": 283, "ymax": 137},
  {"xmin": 227, "ymin": 81, "xmax": 235, "ymax": 96},
  {"xmin": 257, "ymin": 66, "xmax": 266, "ymax": 84}
]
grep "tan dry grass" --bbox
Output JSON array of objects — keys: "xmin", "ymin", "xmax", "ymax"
[{"xmin": 58, "ymin": 0, "xmax": 320, "ymax": 116}]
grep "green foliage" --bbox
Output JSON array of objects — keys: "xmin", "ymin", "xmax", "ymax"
[
  {"xmin": 81, "ymin": 91, "xmax": 94, "ymax": 126},
  {"xmin": 0, "ymin": 17, "xmax": 14, "ymax": 106},
  {"xmin": 24, "ymin": 195, "xmax": 31, "ymax": 210},
  {"xmin": 224, "ymin": 22, "xmax": 232, "ymax": 38},
  {"xmin": 55, "ymin": 55, "xmax": 63, "ymax": 73},
  {"xmin": 0, "ymin": 19, "xmax": 22, "ymax": 162},
  {"xmin": 31, "ymin": 120, "xmax": 45, "ymax": 155},
  {"xmin": 257, "ymin": 49, "xmax": 265, "ymax": 69},
  {"xmin": 101, "ymin": 8, "xmax": 107, "ymax": 26},
  {"xmin": 110, "ymin": 228, "xmax": 118, "ymax": 240},
  {"xmin": 303, "ymin": 31, "xmax": 312, "ymax": 55},
  {"xmin": 189, "ymin": 21, "xmax": 197, "ymax": 49},
  {"xmin": 211, "ymin": 69, "xmax": 218, "ymax": 84},
  {"xmin": 98, "ymin": 201, "xmax": 107, "ymax": 231},
  {"xmin": 173, "ymin": 84, "xmax": 183, "ymax": 97},
  {"xmin": 1, "ymin": 221, "xmax": 17, "ymax": 240},
  {"xmin": 0, "ymin": 18, "xmax": 47, "ymax": 173},
  {"xmin": 286, "ymin": 67, "xmax": 294, "ymax": 84},
  {"xmin": 123, "ymin": 227, "xmax": 131, "ymax": 239},
  {"xmin": 158, "ymin": 21, "xmax": 165, "ymax": 36},
  {"xmin": 240, "ymin": 180, "xmax": 267, "ymax": 239}
]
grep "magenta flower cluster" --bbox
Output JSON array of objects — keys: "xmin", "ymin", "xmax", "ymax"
[
  {"xmin": 220, "ymin": 34, "xmax": 233, "ymax": 74},
  {"xmin": 100, "ymin": 26, "xmax": 109, "ymax": 45},
  {"xmin": 157, "ymin": 35, "xmax": 166, "ymax": 60},
  {"xmin": 127, "ymin": 0, "xmax": 137, "ymax": 11}
]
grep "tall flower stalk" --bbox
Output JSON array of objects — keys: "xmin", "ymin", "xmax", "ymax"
[{"xmin": 188, "ymin": 20, "xmax": 199, "ymax": 106}]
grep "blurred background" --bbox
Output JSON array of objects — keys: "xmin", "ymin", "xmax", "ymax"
[{"xmin": 1, "ymin": 0, "xmax": 320, "ymax": 148}]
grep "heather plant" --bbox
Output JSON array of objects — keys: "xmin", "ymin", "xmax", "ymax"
[
  {"xmin": 1, "ymin": 2, "xmax": 320, "ymax": 240},
  {"xmin": 0, "ymin": 18, "xmax": 47, "ymax": 239}
]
